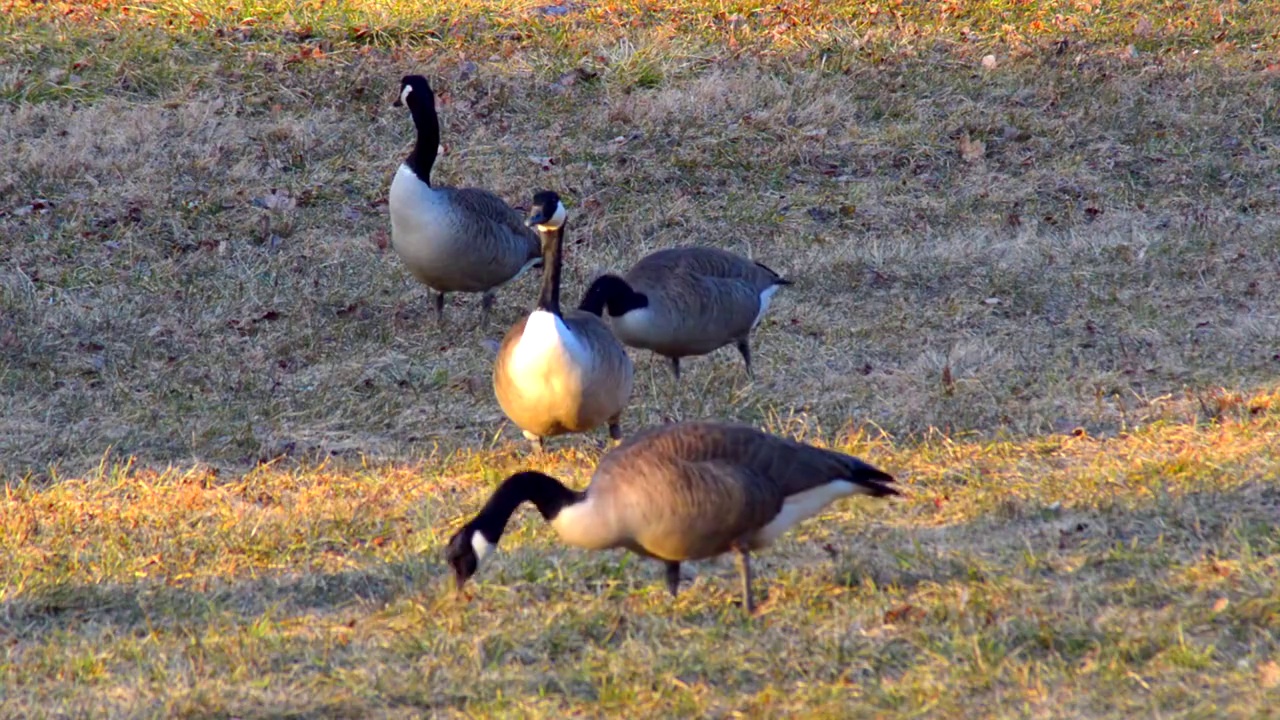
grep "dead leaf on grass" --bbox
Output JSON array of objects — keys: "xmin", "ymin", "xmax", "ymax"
[
  {"xmin": 6, "ymin": 198, "xmax": 54, "ymax": 217},
  {"xmin": 253, "ymin": 189, "xmax": 296, "ymax": 211},
  {"xmin": 883, "ymin": 603, "xmax": 925, "ymax": 625},
  {"xmin": 958, "ymin": 132, "xmax": 985, "ymax": 163},
  {"xmin": 528, "ymin": 155, "xmax": 557, "ymax": 171},
  {"xmin": 552, "ymin": 67, "xmax": 598, "ymax": 92},
  {"xmin": 1259, "ymin": 660, "xmax": 1280, "ymax": 689}
]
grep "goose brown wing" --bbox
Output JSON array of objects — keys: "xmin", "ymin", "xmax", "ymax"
[
  {"xmin": 626, "ymin": 422, "xmax": 897, "ymax": 499},
  {"xmin": 632, "ymin": 247, "xmax": 784, "ymax": 292},
  {"xmin": 447, "ymin": 187, "xmax": 542, "ymax": 260},
  {"xmin": 606, "ymin": 455, "xmax": 785, "ymax": 561}
]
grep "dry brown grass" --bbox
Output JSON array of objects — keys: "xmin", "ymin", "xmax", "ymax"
[{"xmin": 2, "ymin": 1, "xmax": 1280, "ymax": 716}]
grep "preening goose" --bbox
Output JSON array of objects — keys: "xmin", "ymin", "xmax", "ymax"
[
  {"xmin": 388, "ymin": 75, "xmax": 542, "ymax": 325},
  {"xmin": 445, "ymin": 421, "xmax": 898, "ymax": 613},
  {"xmin": 492, "ymin": 191, "xmax": 635, "ymax": 453},
  {"xmin": 578, "ymin": 246, "xmax": 791, "ymax": 379}
]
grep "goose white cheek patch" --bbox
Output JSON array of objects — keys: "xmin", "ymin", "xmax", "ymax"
[
  {"xmin": 471, "ymin": 532, "xmax": 494, "ymax": 564},
  {"xmin": 535, "ymin": 201, "xmax": 567, "ymax": 232},
  {"xmin": 399, "ymin": 84, "xmax": 413, "ymax": 106}
]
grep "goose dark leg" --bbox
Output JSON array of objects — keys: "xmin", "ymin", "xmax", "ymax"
[
  {"xmin": 607, "ymin": 415, "xmax": 623, "ymax": 441},
  {"xmin": 665, "ymin": 562, "xmax": 682, "ymax": 597},
  {"xmin": 736, "ymin": 548, "xmax": 756, "ymax": 614},
  {"xmin": 669, "ymin": 356, "xmax": 681, "ymax": 380},
  {"xmin": 735, "ymin": 338, "xmax": 753, "ymax": 379},
  {"xmin": 433, "ymin": 291, "xmax": 446, "ymax": 324},
  {"xmin": 480, "ymin": 291, "xmax": 496, "ymax": 326}
]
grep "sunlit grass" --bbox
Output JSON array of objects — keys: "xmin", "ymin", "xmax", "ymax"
[
  {"xmin": 3, "ymin": 0, "xmax": 1280, "ymax": 715},
  {"xmin": 3, "ymin": 399, "xmax": 1279, "ymax": 716}
]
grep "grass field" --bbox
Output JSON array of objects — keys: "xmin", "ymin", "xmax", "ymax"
[{"xmin": 3, "ymin": 0, "xmax": 1280, "ymax": 716}]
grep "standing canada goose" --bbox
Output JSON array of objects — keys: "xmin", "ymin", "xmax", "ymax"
[
  {"xmin": 492, "ymin": 190, "xmax": 635, "ymax": 453},
  {"xmin": 445, "ymin": 421, "xmax": 898, "ymax": 613},
  {"xmin": 577, "ymin": 246, "xmax": 791, "ymax": 380},
  {"xmin": 388, "ymin": 74, "xmax": 542, "ymax": 325}
]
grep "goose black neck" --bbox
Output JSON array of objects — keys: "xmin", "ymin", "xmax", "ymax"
[
  {"xmin": 535, "ymin": 225, "xmax": 565, "ymax": 316},
  {"xmin": 468, "ymin": 471, "xmax": 582, "ymax": 544},
  {"xmin": 578, "ymin": 274, "xmax": 648, "ymax": 317},
  {"xmin": 405, "ymin": 97, "xmax": 440, "ymax": 185}
]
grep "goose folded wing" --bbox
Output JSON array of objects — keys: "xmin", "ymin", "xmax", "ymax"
[
  {"xmin": 621, "ymin": 458, "xmax": 785, "ymax": 560},
  {"xmin": 448, "ymin": 187, "xmax": 541, "ymax": 246}
]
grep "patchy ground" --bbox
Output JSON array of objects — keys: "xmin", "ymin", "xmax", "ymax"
[{"xmin": 2, "ymin": 0, "xmax": 1279, "ymax": 716}]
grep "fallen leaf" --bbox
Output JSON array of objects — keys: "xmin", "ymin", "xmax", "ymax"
[
  {"xmin": 981, "ymin": 54, "xmax": 998, "ymax": 70},
  {"xmin": 7, "ymin": 198, "xmax": 54, "ymax": 217},
  {"xmin": 883, "ymin": 604, "xmax": 924, "ymax": 624},
  {"xmin": 252, "ymin": 189, "xmax": 295, "ymax": 211},
  {"xmin": 942, "ymin": 363, "xmax": 955, "ymax": 394},
  {"xmin": 553, "ymin": 67, "xmax": 597, "ymax": 90},
  {"xmin": 528, "ymin": 155, "xmax": 556, "ymax": 171},
  {"xmin": 1211, "ymin": 597, "xmax": 1229, "ymax": 613},
  {"xmin": 1259, "ymin": 660, "xmax": 1280, "ymax": 689},
  {"xmin": 984, "ymin": 297, "xmax": 1001, "ymax": 305},
  {"xmin": 958, "ymin": 131, "xmax": 985, "ymax": 163},
  {"xmin": 370, "ymin": 231, "xmax": 390, "ymax": 251}
]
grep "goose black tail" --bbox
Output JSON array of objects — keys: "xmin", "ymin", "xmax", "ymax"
[{"xmin": 845, "ymin": 458, "xmax": 900, "ymax": 497}]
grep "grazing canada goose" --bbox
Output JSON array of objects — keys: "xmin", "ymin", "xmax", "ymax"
[
  {"xmin": 445, "ymin": 421, "xmax": 898, "ymax": 613},
  {"xmin": 388, "ymin": 74, "xmax": 542, "ymax": 325},
  {"xmin": 578, "ymin": 246, "xmax": 791, "ymax": 380},
  {"xmin": 492, "ymin": 191, "xmax": 635, "ymax": 453}
]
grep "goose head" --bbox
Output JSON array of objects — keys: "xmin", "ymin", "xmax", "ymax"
[
  {"xmin": 524, "ymin": 190, "xmax": 567, "ymax": 233},
  {"xmin": 393, "ymin": 74, "xmax": 434, "ymax": 110},
  {"xmin": 578, "ymin": 274, "xmax": 648, "ymax": 317},
  {"xmin": 445, "ymin": 524, "xmax": 494, "ymax": 590},
  {"xmin": 392, "ymin": 75, "xmax": 441, "ymax": 183}
]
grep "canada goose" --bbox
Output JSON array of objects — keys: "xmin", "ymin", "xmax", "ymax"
[
  {"xmin": 577, "ymin": 246, "xmax": 791, "ymax": 380},
  {"xmin": 492, "ymin": 191, "xmax": 635, "ymax": 453},
  {"xmin": 445, "ymin": 421, "xmax": 898, "ymax": 613},
  {"xmin": 388, "ymin": 74, "xmax": 542, "ymax": 325}
]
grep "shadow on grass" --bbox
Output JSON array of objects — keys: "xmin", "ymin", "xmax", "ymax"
[
  {"xmin": 3, "ymin": 481, "xmax": 1277, "ymax": 644},
  {"xmin": 0, "ymin": 555, "xmax": 447, "ymax": 642}
]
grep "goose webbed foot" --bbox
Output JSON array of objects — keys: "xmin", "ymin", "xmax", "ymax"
[{"xmin": 668, "ymin": 356, "xmax": 681, "ymax": 381}]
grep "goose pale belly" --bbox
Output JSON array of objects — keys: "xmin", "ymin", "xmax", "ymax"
[{"xmin": 495, "ymin": 311, "xmax": 633, "ymax": 437}]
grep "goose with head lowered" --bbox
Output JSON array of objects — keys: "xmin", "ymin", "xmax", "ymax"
[
  {"xmin": 578, "ymin": 246, "xmax": 791, "ymax": 380},
  {"xmin": 445, "ymin": 421, "xmax": 899, "ymax": 614},
  {"xmin": 388, "ymin": 74, "xmax": 542, "ymax": 326},
  {"xmin": 492, "ymin": 190, "xmax": 635, "ymax": 453}
]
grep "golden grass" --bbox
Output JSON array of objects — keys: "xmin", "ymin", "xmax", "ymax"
[{"xmin": 2, "ymin": 1, "xmax": 1280, "ymax": 716}]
